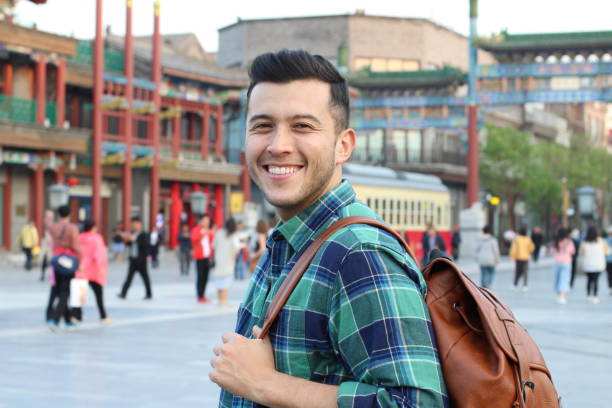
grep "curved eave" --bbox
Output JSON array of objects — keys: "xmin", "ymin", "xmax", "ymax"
[{"xmin": 348, "ymin": 77, "xmax": 465, "ymax": 89}]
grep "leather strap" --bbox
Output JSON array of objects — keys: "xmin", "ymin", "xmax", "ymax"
[{"xmin": 257, "ymin": 216, "xmax": 417, "ymax": 339}]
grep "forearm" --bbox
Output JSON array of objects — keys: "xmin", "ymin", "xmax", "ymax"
[{"xmin": 257, "ymin": 372, "xmax": 338, "ymax": 408}]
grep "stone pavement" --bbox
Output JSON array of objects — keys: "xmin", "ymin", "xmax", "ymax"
[{"xmin": 0, "ymin": 251, "xmax": 610, "ymax": 407}]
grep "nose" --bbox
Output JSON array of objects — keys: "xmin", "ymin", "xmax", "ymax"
[{"xmin": 266, "ymin": 125, "xmax": 294, "ymax": 156}]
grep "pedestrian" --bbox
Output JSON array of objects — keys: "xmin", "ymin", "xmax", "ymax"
[
  {"xmin": 509, "ymin": 226, "xmax": 535, "ymax": 291},
  {"xmin": 177, "ymin": 223, "xmax": 192, "ymax": 276},
  {"xmin": 149, "ymin": 226, "xmax": 161, "ymax": 269},
  {"xmin": 45, "ymin": 205, "xmax": 81, "ymax": 330},
  {"xmin": 569, "ymin": 228, "xmax": 581, "ymax": 288},
  {"xmin": 248, "ymin": 219, "xmax": 268, "ymax": 274},
  {"xmin": 579, "ymin": 225, "xmax": 610, "ymax": 304},
  {"xmin": 72, "ymin": 219, "xmax": 111, "ymax": 324},
  {"xmin": 19, "ymin": 219, "xmax": 39, "ymax": 271},
  {"xmin": 118, "ymin": 217, "xmax": 152, "ymax": 300},
  {"xmin": 549, "ymin": 227, "xmax": 575, "ymax": 304},
  {"xmin": 531, "ymin": 226, "xmax": 544, "ymax": 262},
  {"xmin": 39, "ymin": 227, "xmax": 52, "ymax": 281},
  {"xmin": 211, "ymin": 218, "xmax": 241, "ymax": 307},
  {"xmin": 605, "ymin": 227, "xmax": 612, "ymax": 296},
  {"xmin": 210, "ymin": 49, "xmax": 447, "ymax": 407},
  {"xmin": 156, "ymin": 209, "xmax": 166, "ymax": 246},
  {"xmin": 476, "ymin": 225, "xmax": 500, "ymax": 289},
  {"xmin": 233, "ymin": 220, "xmax": 249, "ymax": 280},
  {"xmin": 421, "ymin": 223, "xmax": 447, "ymax": 265},
  {"xmin": 191, "ymin": 214, "xmax": 215, "ymax": 303},
  {"xmin": 111, "ymin": 225, "xmax": 125, "ymax": 262},
  {"xmin": 451, "ymin": 224, "xmax": 461, "ymax": 260}
]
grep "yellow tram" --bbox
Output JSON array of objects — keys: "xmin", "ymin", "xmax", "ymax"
[{"xmin": 343, "ymin": 164, "xmax": 451, "ymax": 260}]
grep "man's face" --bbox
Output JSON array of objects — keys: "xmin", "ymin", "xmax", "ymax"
[
  {"xmin": 246, "ymin": 79, "xmax": 354, "ymax": 220},
  {"xmin": 131, "ymin": 220, "xmax": 142, "ymax": 232}
]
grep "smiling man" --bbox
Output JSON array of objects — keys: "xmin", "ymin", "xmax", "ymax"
[{"xmin": 210, "ymin": 50, "xmax": 448, "ymax": 408}]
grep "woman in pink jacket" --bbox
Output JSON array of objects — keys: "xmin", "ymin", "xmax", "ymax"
[
  {"xmin": 73, "ymin": 219, "xmax": 111, "ymax": 324},
  {"xmin": 550, "ymin": 227, "xmax": 575, "ymax": 305}
]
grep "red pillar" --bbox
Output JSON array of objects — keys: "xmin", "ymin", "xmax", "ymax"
[
  {"xmin": 467, "ymin": 105, "xmax": 479, "ymax": 207},
  {"xmin": 149, "ymin": 0, "xmax": 161, "ymax": 230},
  {"xmin": 35, "ymin": 56, "xmax": 47, "ymax": 125},
  {"xmin": 123, "ymin": 0, "xmax": 134, "ymax": 228},
  {"xmin": 92, "ymin": 0, "xmax": 104, "ymax": 226},
  {"xmin": 56, "ymin": 59, "xmax": 66, "ymax": 128},
  {"xmin": 3, "ymin": 166, "xmax": 12, "ymax": 250},
  {"xmin": 201, "ymin": 104, "xmax": 210, "ymax": 158},
  {"xmin": 3, "ymin": 63, "xmax": 13, "ymax": 96},
  {"xmin": 34, "ymin": 163, "xmax": 44, "ymax": 236},
  {"xmin": 55, "ymin": 165, "xmax": 65, "ymax": 184},
  {"xmin": 215, "ymin": 105, "xmax": 223, "ymax": 156},
  {"xmin": 169, "ymin": 182, "xmax": 181, "ymax": 249},
  {"xmin": 214, "ymin": 185, "xmax": 223, "ymax": 228},
  {"xmin": 240, "ymin": 151, "xmax": 251, "ymax": 202}
]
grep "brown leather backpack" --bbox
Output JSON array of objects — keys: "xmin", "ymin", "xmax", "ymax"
[{"xmin": 260, "ymin": 216, "xmax": 560, "ymax": 408}]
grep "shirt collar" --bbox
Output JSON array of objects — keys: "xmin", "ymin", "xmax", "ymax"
[{"xmin": 270, "ymin": 180, "xmax": 356, "ymax": 253}]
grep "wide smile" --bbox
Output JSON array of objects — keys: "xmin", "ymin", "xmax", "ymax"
[{"xmin": 262, "ymin": 164, "xmax": 304, "ymax": 181}]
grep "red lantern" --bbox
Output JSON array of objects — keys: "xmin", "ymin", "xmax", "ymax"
[{"xmin": 67, "ymin": 177, "xmax": 79, "ymax": 186}]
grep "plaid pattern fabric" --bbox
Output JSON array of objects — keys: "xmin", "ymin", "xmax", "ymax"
[{"xmin": 219, "ymin": 181, "xmax": 448, "ymax": 407}]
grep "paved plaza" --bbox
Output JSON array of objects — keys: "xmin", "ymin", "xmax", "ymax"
[{"xmin": 0, "ymin": 252, "xmax": 610, "ymax": 407}]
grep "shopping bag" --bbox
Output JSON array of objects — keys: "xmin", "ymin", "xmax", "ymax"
[{"xmin": 69, "ymin": 278, "xmax": 89, "ymax": 307}]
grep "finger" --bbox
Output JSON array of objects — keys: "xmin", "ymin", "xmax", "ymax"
[
  {"xmin": 212, "ymin": 344, "xmax": 222, "ymax": 356},
  {"xmin": 252, "ymin": 325, "xmax": 262, "ymax": 338},
  {"xmin": 221, "ymin": 331, "xmax": 237, "ymax": 343},
  {"xmin": 210, "ymin": 355, "xmax": 219, "ymax": 368}
]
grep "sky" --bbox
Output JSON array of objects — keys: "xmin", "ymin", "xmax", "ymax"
[{"xmin": 13, "ymin": 0, "xmax": 612, "ymax": 53}]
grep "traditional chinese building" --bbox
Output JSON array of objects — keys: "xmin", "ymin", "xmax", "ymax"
[{"xmin": 0, "ymin": 2, "xmax": 248, "ymax": 252}]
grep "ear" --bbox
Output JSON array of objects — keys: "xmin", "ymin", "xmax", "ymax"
[{"xmin": 335, "ymin": 128, "xmax": 356, "ymax": 165}]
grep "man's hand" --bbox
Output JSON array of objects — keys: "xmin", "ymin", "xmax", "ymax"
[{"xmin": 210, "ymin": 326, "xmax": 276, "ymax": 404}]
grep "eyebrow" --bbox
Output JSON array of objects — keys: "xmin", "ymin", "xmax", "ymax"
[{"xmin": 248, "ymin": 114, "xmax": 323, "ymax": 127}]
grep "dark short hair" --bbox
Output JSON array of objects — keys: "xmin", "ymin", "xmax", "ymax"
[
  {"xmin": 247, "ymin": 49, "xmax": 349, "ymax": 133},
  {"xmin": 482, "ymin": 225, "xmax": 491, "ymax": 234},
  {"xmin": 225, "ymin": 217, "xmax": 237, "ymax": 235},
  {"xmin": 518, "ymin": 226, "xmax": 527, "ymax": 236},
  {"xmin": 585, "ymin": 225, "xmax": 598, "ymax": 242},
  {"xmin": 57, "ymin": 205, "xmax": 70, "ymax": 218},
  {"xmin": 82, "ymin": 219, "xmax": 95, "ymax": 233},
  {"xmin": 131, "ymin": 216, "xmax": 141, "ymax": 223}
]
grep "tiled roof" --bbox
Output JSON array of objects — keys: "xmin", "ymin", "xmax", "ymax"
[{"xmin": 477, "ymin": 30, "xmax": 612, "ymax": 53}]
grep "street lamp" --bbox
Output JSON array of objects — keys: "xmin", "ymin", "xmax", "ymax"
[
  {"xmin": 47, "ymin": 184, "xmax": 70, "ymax": 209},
  {"xmin": 189, "ymin": 190, "xmax": 207, "ymax": 216}
]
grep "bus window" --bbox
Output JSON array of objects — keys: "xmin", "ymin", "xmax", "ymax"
[
  {"xmin": 382, "ymin": 199, "xmax": 387, "ymax": 222},
  {"xmin": 431, "ymin": 201, "xmax": 435, "ymax": 224},
  {"xmin": 403, "ymin": 201, "xmax": 408, "ymax": 226},
  {"xmin": 410, "ymin": 201, "xmax": 415, "ymax": 225},
  {"xmin": 437, "ymin": 205, "xmax": 442, "ymax": 226},
  {"xmin": 374, "ymin": 198, "xmax": 379, "ymax": 213},
  {"xmin": 389, "ymin": 199, "xmax": 394, "ymax": 225},
  {"xmin": 397, "ymin": 200, "xmax": 401, "ymax": 226},
  {"xmin": 417, "ymin": 201, "xmax": 421, "ymax": 225},
  {"xmin": 367, "ymin": 198, "xmax": 371, "ymax": 208}
]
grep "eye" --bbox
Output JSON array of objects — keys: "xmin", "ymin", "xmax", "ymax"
[
  {"xmin": 250, "ymin": 123, "xmax": 272, "ymax": 131},
  {"xmin": 293, "ymin": 122, "xmax": 314, "ymax": 130}
]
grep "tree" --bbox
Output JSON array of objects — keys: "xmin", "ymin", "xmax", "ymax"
[{"xmin": 480, "ymin": 124, "xmax": 533, "ymax": 231}]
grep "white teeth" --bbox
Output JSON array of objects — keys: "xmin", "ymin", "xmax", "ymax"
[{"xmin": 268, "ymin": 166, "xmax": 298, "ymax": 175}]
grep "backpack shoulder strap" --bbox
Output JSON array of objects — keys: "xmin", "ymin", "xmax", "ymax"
[{"xmin": 258, "ymin": 216, "xmax": 416, "ymax": 339}]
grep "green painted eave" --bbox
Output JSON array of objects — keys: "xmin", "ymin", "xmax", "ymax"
[
  {"xmin": 477, "ymin": 30, "xmax": 612, "ymax": 52},
  {"xmin": 347, "ymin": 66, "xmax": 466, "ymax": 88}
]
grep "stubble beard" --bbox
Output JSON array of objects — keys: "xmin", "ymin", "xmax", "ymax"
[{"xmin": 247, "ymin": 149, "xmax": 337, "ymax": 213}]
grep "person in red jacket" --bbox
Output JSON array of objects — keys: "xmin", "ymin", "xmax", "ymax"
[{"xmin": 191, "ymin": 214, "xmax": 215, "ymax": 303}]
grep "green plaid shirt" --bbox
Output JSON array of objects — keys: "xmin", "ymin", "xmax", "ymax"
[{"xmin": 219, "ymin": 181, "xmax": 448, "ymax": 407}]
